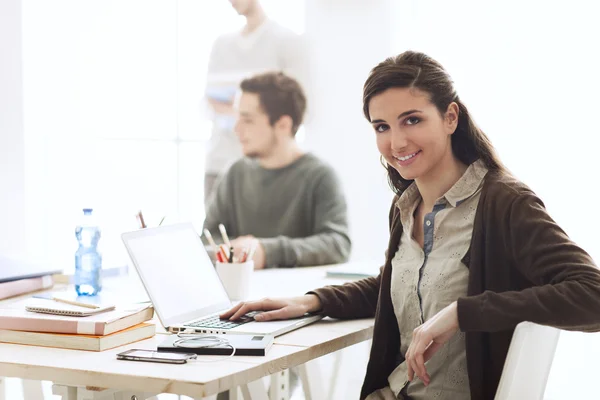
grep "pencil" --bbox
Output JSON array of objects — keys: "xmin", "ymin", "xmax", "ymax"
[
  {"xmin": 52, "ymin": 297, "xmax": 100, "ymax": 309},
  {"xmin": 136, "ymin": 211, "xmax": 147, "ymax": 229},
  {"xmin": 203, "ymin": 229, "xmax": 219, "ymax": 254},
  {"xmin": 218, "ymin": 244, "xmax": 230, "ymax": 263},
  {"xmin": 218, "ymin": 224, "xmax": 231, "ymax": 247},
  {"xmin": 246, "ymin": 242, "xmax": 258, "ymax": 262}
]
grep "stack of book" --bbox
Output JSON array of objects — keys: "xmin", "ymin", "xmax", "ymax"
[
  {"xmin": 0, "ymin": 275, "xmax": 55, "ymax": 301},
  {"xmin": 0, "ymin": 299, "xmax": 155, "ymax": 351}
]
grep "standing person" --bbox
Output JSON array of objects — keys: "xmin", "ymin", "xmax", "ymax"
[
  {"xmin": 220, "ymin": 51, "xmax": 600, "ymax": 399},
  {"xmin": 204, "ymin": 0, "xmax": 308, "ymax": 206}
]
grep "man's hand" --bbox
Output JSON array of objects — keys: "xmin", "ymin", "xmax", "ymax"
[
  {"xmin": 405, "ymin": 301, "xmax": 459, "ymax": 386},
  {"xmin": 229, "ymin": 235, "xmax": 266, "ymax": 270}
]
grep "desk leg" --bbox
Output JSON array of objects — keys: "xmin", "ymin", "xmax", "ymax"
[
  {"xmin": 298, "ymin": 360, "xmax": 325, "ymax": 400},
  {"xmin": 240, "ymin": 379, "xmax": 268, "ymax": 400},
  {"xmin": 268, "ymin": 369, "xmax": 289, "ymax": 400},
  {"xmin": 228, "ymin": 387, "xmax": 242, "ymax": 400},
  {"xmin": 22, "ymin": 379, "xmax": 45, "ymax": 400},
  {"xmin": 52, "ymin": 384, "xmax": 77, "ymax": 400},
  {"xmin": 328, "ymin": 350, "xmax": 343, "ymax": 399},
  {"xmin": 0, "ymin": 377, "xmax": 5, "ymax": 400}
]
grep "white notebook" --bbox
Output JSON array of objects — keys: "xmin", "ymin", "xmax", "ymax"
[{"xmin": 25, "ymin": 298, "xmax": 115, "ymax": 317}]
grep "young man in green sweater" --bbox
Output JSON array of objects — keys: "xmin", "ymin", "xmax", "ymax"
[{"xmin": 203, "ymin": 72, "xmax": 351, "ymax": 269}]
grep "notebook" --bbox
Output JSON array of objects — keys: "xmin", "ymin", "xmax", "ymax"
[
  {"xmin": 0, "ymin": 299, "xmax": 154, "ymax": 335},
  {"xmin": 158, "ymin": 333, "xmax": 274, "ymax": 356},
  {"xmin": 0, "ymin": 323, "xmax": 155, "ymax": 351},
  {"xmin": 25, "ymin": 298, "xmax": 115, "ymax": 316}
]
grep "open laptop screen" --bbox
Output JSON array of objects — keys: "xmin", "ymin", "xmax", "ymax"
[{"xmin": 122, "ymin": 223, "xmax": 231, "ymax": 328}]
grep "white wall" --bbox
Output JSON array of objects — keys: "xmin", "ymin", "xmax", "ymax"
[
  {"xmin": 305, "ymin": 0, "xmax": 396, "ymax": 264},
  {"xmin": 0, "ymin": 0, "xmax": 27, "ymax": 258},
  {"xmin": 393, "ymin": 0, "xmax": 600, "ymax": 262}
]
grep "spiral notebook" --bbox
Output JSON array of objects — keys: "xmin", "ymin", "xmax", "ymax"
[{"xmin": 25, "ymin": 298, "xmax": 115, "ymax": 317}]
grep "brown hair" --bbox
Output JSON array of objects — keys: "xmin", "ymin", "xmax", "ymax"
[
  {"xmin": 240, "ymin": 72, "xmax": 306, "ymax": 135},
  {"xmin": 363, "ymin": 51, "xmax": 507, "ymax": 196}
]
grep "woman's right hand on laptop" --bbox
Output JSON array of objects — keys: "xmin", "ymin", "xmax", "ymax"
[{"xmin": 220, "ymin": 295, "xmax": 322, "ymax": 322}]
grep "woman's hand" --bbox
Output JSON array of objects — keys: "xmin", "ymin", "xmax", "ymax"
[
  {"xmin": 405, "ymin": 301, "xmax": 459, "ymax": 386},
  {"xmin": 219, "ymin": 294, "xmax": 322, "ymax": 322}
]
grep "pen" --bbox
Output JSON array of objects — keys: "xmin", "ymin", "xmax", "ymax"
[
  {"xmin": 229, "ymin": 247, "xmax": 234, "ymax": 263},
  {"xmin": 203, "ymin": 229, "xmax": 219, "ymax": 255},
  {"xmin": 218, "ymin": 224, "xmax": 231, "ymax": 247},
  {"xmin": 158, "ymin": 216, "xmax": 166, "ymax": 226}
]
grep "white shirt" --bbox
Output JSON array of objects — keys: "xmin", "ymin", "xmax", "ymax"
[{"xmin": 204, "ymin": 19, "xmax": 308, "ymax": 174}]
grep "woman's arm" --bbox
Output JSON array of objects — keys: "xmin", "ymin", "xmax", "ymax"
[
  {"xmin": 459, "ymin": 189, "xmax": 600, "ymax": 333},
  {"xmin": 220, "ymin": 271, "xmax": 382, "ymax": 322},
  {"xmin": 308, "ymin": 271, "xmax": 382, "ymax": 319}
]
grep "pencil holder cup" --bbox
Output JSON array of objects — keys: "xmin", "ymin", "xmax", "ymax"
[{"xmin": 216, "ymin": 260, "xmax": 254, "ymax": 301}]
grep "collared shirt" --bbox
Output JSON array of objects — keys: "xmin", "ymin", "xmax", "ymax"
[
  {"xmin": 387, "ymin": 160, "xmax": 488, "ymax": 399},
  {"xmin": 313, "ymin": 164, "xmax": 600, "ymax": 400}
]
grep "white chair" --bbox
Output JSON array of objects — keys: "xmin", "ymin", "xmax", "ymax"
[{"xmin": 495, "ymin": 321, "xmax": 561, "ymax": 400}]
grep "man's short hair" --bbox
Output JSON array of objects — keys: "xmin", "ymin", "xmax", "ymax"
[{"xmin": 240, "ymin": 72, "xmax": 306, "ymax": 135}]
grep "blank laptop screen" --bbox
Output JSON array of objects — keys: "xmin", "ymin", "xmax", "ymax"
[{"xmin": 124, "ymin": 225, "xmax": 230, "ymax": 325}]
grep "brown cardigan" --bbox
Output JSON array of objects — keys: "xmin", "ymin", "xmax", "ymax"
[{"xmin": 311, "ymin": 171, "xmax": 600, "ymax": 399}]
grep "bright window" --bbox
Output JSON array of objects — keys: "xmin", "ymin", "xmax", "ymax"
[{"xmin": 22, "ymin": 0, "xmax": 306, "ymax": 272}]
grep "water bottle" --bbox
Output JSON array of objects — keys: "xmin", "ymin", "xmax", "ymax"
[{"xmin": 75, "ymin": 208, "xmax": 102, "ymax": 296}]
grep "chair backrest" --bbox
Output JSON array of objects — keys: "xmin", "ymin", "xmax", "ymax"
[{"xmin": 495, "ymin": 321, "xmax": 561, "ymax": 400}]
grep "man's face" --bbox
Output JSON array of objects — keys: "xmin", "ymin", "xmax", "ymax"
[{"xmin": 234, "ymin": 92, "xmax": 277, "ymax": 158}]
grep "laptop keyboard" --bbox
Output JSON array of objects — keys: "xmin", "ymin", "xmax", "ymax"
[{"xmin": 185, "ymin": 311, "xmax": 262, "ymax": 330}]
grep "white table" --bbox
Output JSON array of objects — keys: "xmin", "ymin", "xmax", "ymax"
[{"xmin": 0, "ymin": 264, "xmax": 376, "ymax": 400}]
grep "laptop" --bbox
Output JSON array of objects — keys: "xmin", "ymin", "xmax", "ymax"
[{"xmin": 121, "ymin": 223, "xmax": 323, "ymax": 336}]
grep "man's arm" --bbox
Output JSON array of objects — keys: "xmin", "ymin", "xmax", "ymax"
[{"xmin": 259, "ymin": 168, "xmax": 351, "ymax": 267}]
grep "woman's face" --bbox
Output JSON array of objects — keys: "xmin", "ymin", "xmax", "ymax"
[{"xmin": 368, "ymin": 87, "xmax": 458, "ymax": 181}]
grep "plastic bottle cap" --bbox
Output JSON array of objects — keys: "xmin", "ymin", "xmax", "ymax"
[{"xmin": 83, "ymin": 208, "xmax": 93, "ymax": 214}]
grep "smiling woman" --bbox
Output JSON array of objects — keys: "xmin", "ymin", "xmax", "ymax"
[
  {"xmin": 362, "ymin": 52, "xmax": 505, "ymax": 200},
  {"xmin": 219, "ymin": 50, "xmax": 600, "ymax": 400}
]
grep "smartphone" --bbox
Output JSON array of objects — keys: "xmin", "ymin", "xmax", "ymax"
[{"xmin": 116, "ymin": 349, "xmax": 197, "ymax": 364}]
